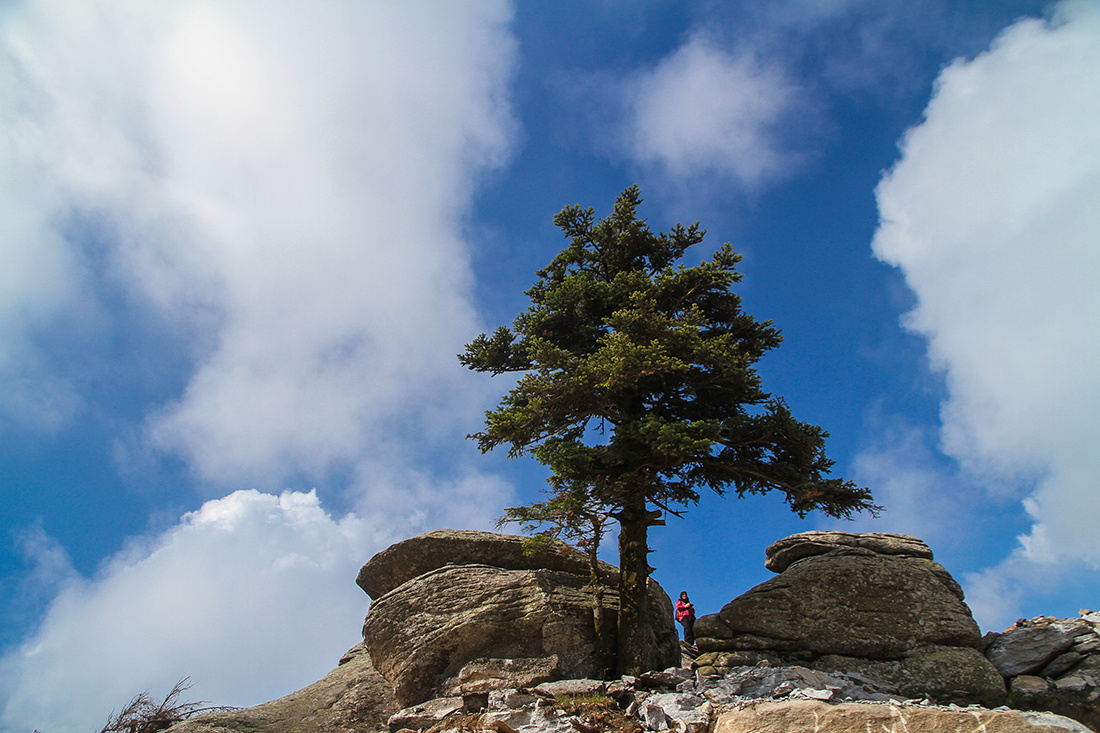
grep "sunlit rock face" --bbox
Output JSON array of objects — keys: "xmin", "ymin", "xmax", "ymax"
[
  {"xmin": 359, "ymin": 529, "xmax": 679, "ymax": 706},
  {"xmin": 697, "ymin": 531, "xmax": 982, "ymax": 657}
]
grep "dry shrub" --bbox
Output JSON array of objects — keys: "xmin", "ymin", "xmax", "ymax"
[{"xmin": 99, "ymin": 678, "xmax": 237, "ymax": 733}]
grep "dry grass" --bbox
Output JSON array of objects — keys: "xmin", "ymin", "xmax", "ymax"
[{"xmin": 98, "ymin": 678, "xmax": 237, "ymax": 733}]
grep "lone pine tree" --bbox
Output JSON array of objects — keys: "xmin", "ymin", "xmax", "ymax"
[{"xmin": 461, "ymin": 186, "xmax": 877, "ymax": 675}]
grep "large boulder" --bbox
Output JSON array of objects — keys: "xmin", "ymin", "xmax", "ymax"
[
  {"xmin": 713, "ymin": 700, "xmax": 1091, "ymax": 733},
  {"xmin": 360, "ymin": 535, "xmax": 680, "ymax": 706},
  {"xmin": 696, "ymin": 532, "xmax": 981, "ymax": 657},
  {"xmin": 168, "ymin": 642, "xmax": 397, "ymax": 733},
  {"xmin": 356, "ymin": 529, "xmax": 612, "ymax": 599}
]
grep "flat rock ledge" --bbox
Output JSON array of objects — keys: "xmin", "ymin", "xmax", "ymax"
[
  {"xmin": 356, "ymin": 530, "xmax": 614, "ymax": 600},
  {"xmin": 764, "ymin": 530, "xmax": 934, "ymax": 573}
]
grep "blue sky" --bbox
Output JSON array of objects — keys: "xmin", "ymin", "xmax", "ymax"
[{"xmin": 1, "ymin": 1, "xmax": 1098, "ymax": 730}]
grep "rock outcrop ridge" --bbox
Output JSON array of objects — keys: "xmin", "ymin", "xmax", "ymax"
[{"xmin": 170, "ymin": 529, "xmax": 1099, "ymax": 733}]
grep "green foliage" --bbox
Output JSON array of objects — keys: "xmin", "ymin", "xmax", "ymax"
[
  {"xmin": 462, "ymin": 186, "xmax": 878, "ymax": 673},
  {"xmin": 500, "ymin": 491, "xmax": 613, "ymax": 570},
  {"xmin": 552, "ymin": 691, "xmax": 614, "ymax": 710},
  {"xmin": 462, "ymin": 186, "xmax": 876, "ymax": 521}
]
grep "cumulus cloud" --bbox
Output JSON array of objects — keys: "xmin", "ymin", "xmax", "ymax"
[
  {"xmin": 869, "ymin": 0, "xmax": 1100, "ymax": 626},
  {"xmin": 623, "ymin": 34, "xmax": 805, "ymax": 190},
  {"xmin": 0, "ymin": 0, "xmax": 516, "ymax": 492},
  {"xmin": 0, "ymin": 491, "xmax": 380, "ymax": 733},
  {"xmin": 842, "ymin": 418, "xmax": 980, "ymax": 548}
]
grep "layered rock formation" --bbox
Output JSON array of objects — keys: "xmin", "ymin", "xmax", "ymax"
[
  {"xmin": 359, "ymin": 530, "xmax": 680, "ymax": 706},
  {"xmin": 169, "ymin": 529, "xmax": 1098, "ymax": 733},
  {"xmin": 694, "ymin": 531, "xmax": 1004, "ymax": 705},
  {"xmin": 985, "ymin": 613, "xmax": 1100, "ymax": 730}
]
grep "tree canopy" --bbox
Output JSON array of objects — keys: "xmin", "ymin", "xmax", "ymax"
[{"xmin": 461, "ymin": 186, "xmax": 877, "ymax": 674}]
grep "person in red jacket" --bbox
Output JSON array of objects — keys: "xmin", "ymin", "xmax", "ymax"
[{"xmin": 675, "ymin": 591, "xmax": 695, "ymax": 644}]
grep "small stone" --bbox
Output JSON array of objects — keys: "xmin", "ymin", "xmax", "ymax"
[
  {"xmin": 692, "ymin": 653, "xmax": 719, "ymax": 668},
  {"xmin": 387, "ymin": 697, "xmax": 464, "ymax": 731},
  {"xmin": 639, "ymin": 668, "xmax": 693, "ymax": 689},
  {"xmin": 771, "ymin": 681, "xmax": 794, "ymax": 698},
  {"xmin": 533, "ymin": 679, "xmax": 606, "ymax": 697},
  {"xmin": 1010, "ymin": 675, "xmax": 1051, "ymax": 694},
  {"xmin": 488, "ymin": 689, "xmax": 539, "ymax": 710},
  {"xmin": 642, "ymin": 701, "xmax": 669, "ymax": 730},
  {"xmin": 798, "ymin": 688, "xmax": 834, "ymax": 701},
  {"xmin": 1054, "ymin": 676, "xmax": 1089, "ymax": 692}
]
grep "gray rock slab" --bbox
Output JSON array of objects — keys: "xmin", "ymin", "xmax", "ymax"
[
  {"xmin": 387, "ymin": 696, "xmax": 464, "ymax": 731},
  {"xmin": 988, "ymin": 627, "xmax": 1078, "ymax": 677},
  {"xmin": 764, "ymin": 531, "xmax": 934, "ymax": 573}
]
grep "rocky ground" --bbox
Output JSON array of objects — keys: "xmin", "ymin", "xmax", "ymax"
[{"xmin": 379, "ymin": 641, "xmax": 1095, "ymax": 733}]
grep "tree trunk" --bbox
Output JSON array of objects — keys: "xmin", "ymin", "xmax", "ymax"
[
  {"xmin": 588, "ymin": 542, "xmax": 615, "ymax": 678},
  {"xmin": 615, "ymin": 491, "xmax": 651, "ymax": 676}
]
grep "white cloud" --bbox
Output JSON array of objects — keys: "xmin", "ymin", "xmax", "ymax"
[
  {"xmin": 0, "ymin": 2, "xmax": 519, "ymax": 729},
  {"xmin": 870, "ymin": 0, "xmax": 1100, "ymax": 619},
  {"xmin": 623, "ymin": 33, "xmax": 804, "ymax": 189},
  {"xmin": 0, "ymin": 491, "xmax": 380, "ymax": 733},
  {"xmin": 842, "ymin": 418, "xmax": 980, "ymax": 548},
  {"xmin": 0, "ymin": 0, "xmax": 517, "ymax": 489}
]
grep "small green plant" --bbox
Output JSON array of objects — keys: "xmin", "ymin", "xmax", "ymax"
[
  {"xmin": 553, "ymin": 691, "xmax": 615, "ymax": 710},
  {"xmin": 98, "ymin": 678, "xmax": 236, "ymax": 733},
  {"xmin": 552, "ymin": 692, "xmax": 643, "ymax": 733}
]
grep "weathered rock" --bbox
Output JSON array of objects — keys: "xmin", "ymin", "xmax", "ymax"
[
  {"xmin": 988, "ymin": 626, "xmax": 1079, "ymax": 677},
  {"xmin": 356, "ymin": 529, "xmax": 611, "ymax": 599},
  {"xmin": 445, "ymin": 656, "xmax": 560, "ymax": 696},
  {"xmin": 482, "ymin": 705, "xmax": 576, "ymax": 733},
  {"xmin": 362, "ymin": 563, "xmax": 678, "ymax": 706},
  {"xmin": 1042, "ymin": 652, "xmax": 1086, "ymax": 679},
  {"xmin": 692, "ymin": 650, "xmax": 783, "ymax": 672},
  {"xmin": 713, "ymin": 700, "xmax": 1092, "ymax": 733},
  {"xmin": 815, "ymin": 647, "xmax": 1006, "ymax": 706},
  {"xmin": 1007, "ymin": 674, "xmax": 1100, "ymax": 732},
  {"xmin": 642, "ymin": 692, "xmax": 709, "ymax": 731},
  {"xmin": 387, "ymin": 696, "xmax": 464, "ymax": 731},
  {"xmin": 1072, "ymin": 633, "xmax": 1100, "ymax": 654},
  {"xmin": 532, "ymin": 678, "xmax": 606, "ymax": 697},
  {"xmin": 638, "ymin": 667, "xmax": 694, "ymax": 689},
  {"xmin": 696, "ymin": 550, "xmax": 980, "ymax": 657},
  {"xmin": 764, "ymin": 531, "xmax": 934, "ymax": 573},
  {"xmin": 168, "ymin": 642, "xmax": 398, "ymax": 733}
]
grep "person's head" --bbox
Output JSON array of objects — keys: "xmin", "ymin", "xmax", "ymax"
[{"xmin": 679, "ymin": 591, "xmax": 689, "ymax": 600}]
